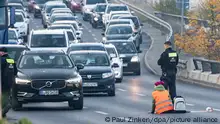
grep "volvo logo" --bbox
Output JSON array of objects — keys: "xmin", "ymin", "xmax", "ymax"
[
  {"xmin": 87, "ymin": 75, "xmax": 92, "ymax": 79},
  {"xmin": 45, "ymin": 81, "xmax": 53, "ymax": 87}
]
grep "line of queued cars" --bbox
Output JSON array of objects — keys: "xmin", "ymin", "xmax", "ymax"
[{"xmin": 2, "ymin": 0, "xmax": 143, "ymax": 111}]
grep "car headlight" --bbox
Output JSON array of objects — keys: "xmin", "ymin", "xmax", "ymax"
[
  {"xmin": 94, "ymin": 17, "xmax": 98, "ymax": 21},
  {"xmin": 65, "ymin": 76, "xmax": 82, "ymax": 87},
  {"xmin": 131, "ymin": 56, "xmax": 139, "ymax": 62},
  {"xmin": 85, "ymin": 8, "xmax": 91, "ymax": 12},
  {"xmin": 102, "ymin": 72, "xmax": 113, "ymax": 78},
  {"xmin": 102, "ymin": 37, "xmax": 106, "ymax": 42},
  {"xmin": 15, "ymin": 78, "xmax": 31, "ymax": 84}
]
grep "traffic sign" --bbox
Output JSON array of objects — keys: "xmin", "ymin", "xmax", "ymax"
[{"xmin": 176, "ymin": 0, "xmax": 190, "ymax": 10}]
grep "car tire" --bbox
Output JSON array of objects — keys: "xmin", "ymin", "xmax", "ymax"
[
  {"xmin": 117, "ymin": 78, "xmax": 123, "ymax": 83},
  {"xmin": 34, "ymin": 14, "xmax": 37, "ymax": 18},
  {"xmin": 43, "ymin": 24, "xmax": 47, "ymax": 28},
  {"xmin": 108, "ymin": 85, "xmax": 115, "ymax": 96},
  {"xmin": 11, "ymin": 90, "xmax": 22, "ymax": 111},
  {"xmin": 68, "ymin": 95, "xmax": 83, "ymax": 110},
  {"xmin": 135, "ymin": 69, "xmax": 141, "ymax": 75},
  {"xmin": 92, "ymin": 23, "xmax": 97, "ymax": 28}
]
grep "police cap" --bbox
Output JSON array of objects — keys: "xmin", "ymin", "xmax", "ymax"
[{"xmin": 164, "ymin": 41, "xmax": 172, "ymax": 46}]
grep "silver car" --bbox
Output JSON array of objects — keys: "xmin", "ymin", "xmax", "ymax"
[{"xmin": 104, "ymin": 44, "xmax": 123, "ymax": 82}]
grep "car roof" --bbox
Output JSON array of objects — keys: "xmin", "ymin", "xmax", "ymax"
[
  {"xmin": 106, "ymin": 40, "xmax": 133, "ymax": 43},
  {"xmin": 53, "ymin": 9, "xmax": 72, "ymax": 12},
  {"xmin": 23, "ymin": 50, "xmax": 66, "ymax": 55},
  {"xmin": 54, "ymin": 20, "xmax": 78, "ymax": 24},
  {"xmin": 110, "ymin": 11, "xmax": 131, "ymax": 14},
  {"xmin": 8, "ymin": 3, "xmax": 22, "ymax": 6},
  {"xmin": 104, "ymin": 44, "xmax": 116, "ymax": 48},
  {"xmin": 45, "ymin": 1, "xmax": 65, "ymax": 5},
  {"xmin": 69, "ymin": 50, "xmax": 107, "ymax": 55},
  {"xmin": 15, "ymin": 12, "xmax": 23, "ymax": 15},
  {"xmin": 69, "ymin": 43, "xmax": 104, "ymax": 47},
  {"xmin": 107, "ymin": 4, "xmax": 127, "ymax": 7},
  {"xmin": 9, "ymin": 28, "xmax": 17, "ymax": 32},
  {"xmin": 50, "ymin": 24, "xmax": 73, "ymax": 27},
  {"xmin": 32, "ymin": 29, "xmax": 65, "ymax": 35},
  {"xmin": 119, "ymin": 15, "xmax": 138, "ymax": 18},
  {"xmin": 0, "ymin": 44, "xmax": 27, "ymax": 48},
  {"xmin": 51, "ymin": 13, "xmax": 73, "ymax": 17},
  {"xmin": 109, "ymin": 19, "xmax": 132, "ymax": 22},
  {"xmin": 108, "ymin": 24, "xmax": 132, "ymax": 27},
  {"xmin": 96, "ymin": 3, "xmax": 107, "ymax": 5}
]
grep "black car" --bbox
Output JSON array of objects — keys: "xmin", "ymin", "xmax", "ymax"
[
  {"xmin": 12, "ymin": 50, "xmax": 84, "ymax": 110},
  {"xmin": 69, "ymin": 51, "xmax": 116, "ymax": 96},
  {"xmin": 90, "ymin": 3, "xmax": 107, "ymax": 28},
  {"xmin": 0, "ymin": 44, "xmax": 29, "ymax": 62},
  {"xmin": 118, "ymin": 15, "xmax": 144, "ymax": 43},
  {"xmin": 33, "ymin": 0, "xmax": 47, "ymax": 18},
  {"xmin": 105, "ymin": 40, "xmax": 141, "ymax": 75},
  {"xmin": 67, "ymin": 43, "xmax": 106, "ymax": 53}
]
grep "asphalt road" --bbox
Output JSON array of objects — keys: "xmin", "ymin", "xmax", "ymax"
[{"xmin": 7, "ymin": 13, "xmax": 220, "ymax": 124}]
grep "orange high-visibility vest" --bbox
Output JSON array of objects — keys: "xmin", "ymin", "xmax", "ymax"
[{"xmin": 152, "ymin": 90, "xmax": 174, "ymax": 114}]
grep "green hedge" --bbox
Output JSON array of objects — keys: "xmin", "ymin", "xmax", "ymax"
[{"xmin": 0, "ymin": 118, "xmax": 32, "ymax": 124}]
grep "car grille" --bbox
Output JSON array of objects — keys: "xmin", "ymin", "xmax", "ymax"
[
  {"xmin": 122, "ymin": 57, "xmax": 131, "ymax": 63},
  {"xmin": 31, "ymin": 80, "xmax": 66, "ymax": 90},
  {"xmin": 81, "ymin": 74, "xmax": 102, "ymax": 81}
]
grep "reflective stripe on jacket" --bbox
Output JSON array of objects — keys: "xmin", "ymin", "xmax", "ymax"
[{"xmin": 152, "ymin": 90, "xmax": 174, "ymax": 114}]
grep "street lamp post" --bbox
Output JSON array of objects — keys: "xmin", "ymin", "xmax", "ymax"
[{"xmin": 181, "ymin": 0, "xmax": 184, "ymax": 36}]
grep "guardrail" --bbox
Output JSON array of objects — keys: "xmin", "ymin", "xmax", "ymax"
[
  {"xmin": 193, "ymin": 58, "xmax": 220, "ymax": 74},
  {"xmin": 116, "ymin": 0, "xmax": 174, "ymax": 45},
  {"xmin": 177, "ymin": 60, "xmax": 187, "ymax": 69}
]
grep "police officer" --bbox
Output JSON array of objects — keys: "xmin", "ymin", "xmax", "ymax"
[
  {"xmin": 0, "ymin": 47, "xmax": 17, "ymax": 117},
  {"xmin": 157, "ymin": 41, "xmax": 179, "ymax": 102}
]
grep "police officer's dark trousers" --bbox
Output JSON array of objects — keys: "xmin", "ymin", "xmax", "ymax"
[{"xmin": 161, "ymin": 71, "xmax": 177, "ymax": 102}]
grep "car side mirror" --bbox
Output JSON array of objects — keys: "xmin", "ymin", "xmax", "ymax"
[
  {"xmin": 112, "ymin": 63, "xmax": 119, "ymax": 68},
  {"xmin": 76, "ymin": 63, "xmax": 84, "ymax": 70},
  {"xmin": 101, "ymin": 32, "xmax": 105, "ymax": 36}
]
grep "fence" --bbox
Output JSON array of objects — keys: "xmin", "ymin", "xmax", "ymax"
[{"xmin": 193, "ymin": 58, "xmax": 220, "ymax": 74}]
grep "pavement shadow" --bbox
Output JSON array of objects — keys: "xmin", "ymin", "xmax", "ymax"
[{"xmin": 16, "ymin": 107, "xmax": 78, "ymax": 111}]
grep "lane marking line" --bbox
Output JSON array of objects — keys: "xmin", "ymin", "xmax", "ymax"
[
  {"xmin": 186, "ymin": 103, "xmax": 195, "ymax": 106},
  {"xmin": 95, "ymin": 111, "xmax": 109, "ymax": 115},
  {"xmin": 135, "ymin": 93, "xmax": 146, "ymax": 96},
  {"xmin": 83, "ymin": 106, "xmax": 88, "ymax": 109},
  {"xmin": 213, "ymin": 108, "xmax": 220, "ymax": 112},
  {"xmin": 118, "ymin": 88, "xmax": 126, "ymax": 92},
  {"xmin": 190, "ymin": 110, "xmax": 207, "ymax": 113}
]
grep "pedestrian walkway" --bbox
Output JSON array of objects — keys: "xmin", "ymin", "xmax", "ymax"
[{"xmin": 121, "ymin": 0, "xmax": 194, "ymax": 75}]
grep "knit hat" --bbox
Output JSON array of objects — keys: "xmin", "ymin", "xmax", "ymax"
[{"xmin": 154, "ymin": 81, "xmax": 164, "ymax": 86}]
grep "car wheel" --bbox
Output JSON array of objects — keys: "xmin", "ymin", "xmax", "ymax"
[
  {"xmin": 11, "ymin": 90, "xmax": 22, "ymax": 111},
  {"xmin": 117, "ymin": 78, "xmax": 123, "ymax": 83},
  {"xmin": 68, "ymin": 95, "xmax": 83, "ymax": 110},
  {"xmin": 43, "ymin": 24, "xmax": 47, "ymax": 28},
  {"xmin": 108, "ymin": 85, "xmax": 115, "ymax": 96},
  {"xmin": 135, "ymin": 69, "xmax": 141, "ymax": 76},
  {"xmin": 92, "ymin": 23, "xmax": 97, "ymax": 28}
]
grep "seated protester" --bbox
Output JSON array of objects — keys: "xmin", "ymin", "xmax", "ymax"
[{"xmin": 151, "ymin": 81, "xmax": 174, "ymax": 114}]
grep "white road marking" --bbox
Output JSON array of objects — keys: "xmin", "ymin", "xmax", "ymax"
[
  {"xmin": 88, "ymin": 30, "xmax": 91, "ymax": 32},
  {"xmin": 213, "ymin": 108, "xmax": 220, "ymax": 111},
  {"xmin": 95, "ymin": 111, "xmax": 109, "ymax": 115},
  {"xmin": 92, "ymin": 34, "xmax": 95, "ymax": 37},
  {"xmin": 190, "ymin": 110, "xmax": 207, "ymax": 113},
  {"xmin": 186, "ymin": 103, "xmax": 195, "ymax": 106},
  {"xmin": 118, "ymin": 88, "xmax": 126, "ymax": 92},
  {"xmin": 135, "ymin": 93, "xmax": 146, "ymax": 96},
  {"xmin": 83, "ymin": 106, "xmax": 88, "ymax": 109}
]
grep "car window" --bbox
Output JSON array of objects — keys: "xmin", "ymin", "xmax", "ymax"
[
  {"xmin": 106, "ymin": 47, "xmax": 117, "ymax": 57},
  {"xmin": 107, "ymin": 6, "xmax": 128, "ymax": 13},
  {"xmin": 50, "ymin": 16, "xmax": 75, "ymax": 23},
  {"xmin": 120, "ymin": 17, "xmax": 140, "ymax": 28},
  {"xmin": 68, "ymin": 46, "xmax": 105, "ymax": 52},
  {"xmin": 46, "ymin": 5, "xmax": 67, "ymax": 14},
  {"xmin": 0, "ymin": 47, "xmax": 28, "ymax": 62},
  {"xmin": 15, "ymin": 14, "xmax": 24, "ymax": 22},
  {"xmin": 95, "ymin": 5, "xmax": 106, "ymax": 12},
  {"xmin": 70, "ymin": 53, "xmax": 110, "ymax": 66},
  {"xmin": 67, "ymin": 31, "xmax": 75, "ymax": 41},
  {"xmin": 109, "ymin": 42, "xmax": 136, "ymax": 54},
  {"xmin": 106, "ymin": 26, "xmax": 132, "ymax": 35},
  {"xmin": 31, "ymin": 34, "xmax": 66, "ymax": 47},
  {"xmin": 0, "ymin": 8, "xmax": 6, "ymax": 25},
  {"xmin": 86, "ymin": 0, "xmax": 106, "ymax": 5},
  {"xmin": 109, "ymin": 21, "xmax": 129, "ymax": 26},
  {"xmin": 19, "ymin": 55, "xmax": 73, "ymax": 69},
  {"xmin": 8, "ymin": 30, "xmax": 17, "ymax": 40}
]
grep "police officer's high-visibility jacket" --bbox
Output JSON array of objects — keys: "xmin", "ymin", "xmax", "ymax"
[{"xmin": 151, "ymin": 85, "xmax": 174, "ymax": 114}]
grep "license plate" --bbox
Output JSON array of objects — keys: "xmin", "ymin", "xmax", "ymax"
[
  {"xmin": 123, "ymin": 63, "xmax": 128, "ymax": 67},
  {"xmin": 39, "ymin": 90, "xmax": 59, "ymax": 96},
  {"xmin": 83, "ymin": 83, "xmax": 98, "ymax": 87}
]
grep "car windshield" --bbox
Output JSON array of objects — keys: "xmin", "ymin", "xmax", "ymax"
[
  {"xmin": 19, "ymin": 54, "xmax": 73, "ymax": 69},
  {"xmin": 48, "ymin": 26, "xmax": 73, "ymax": 31},
  {"xmin": 67, "ymin": 31, "xmax": 75, "ymax": 41},
  {"xmin": 107, "ymin": 6, "xmax": 128, "ymax": 13},
  {"xmin": 35, "ymin": 0, "xmax": 46, "ymax": 4},
  {"xmin": 46, "ymin": 5, "xmax": 66, "ymax": 13},
  {"xmin": 15, "ymin": 14, "xmax": 24, "ymax": 22},
  {"xmin": 31, "ymin": 34, "xmax": 66, "ymax": 47},
  {"xmin": 95, "ymin": 5, "xmax": 106, "ymax": 12},
  {"xmin": 106, "ymin": 26, "xmax": 132, "ymax": 35},
  {"xmin": 86, "ymin": 0, "xmax": 106, "ymax": 5},
  {"xmin": 109, "ymin": 42, "xmax": 136, "ymax": 54},
  {"xmin": 68, "ymin": 46, "xmax": 105, "ymax": 52},
  {"xmin": 120, "ymin": 17, "xmax": 140, "ymax": 28},
  {"xmin": 70, "ymin": 53, "xmax": 110, "ymax": 66},
  {"xmin": 106, "ymin": 47, "xmax": 117, "ymax": 57},
  {"xmin": 109, "ymin": 21, "xmax": 130, "ymax": 26},
  {"xmin": 0, "ymin": 47, "xmax": 28, "ymax": 62},
  {"xmin": 8, "ymin": 30, "xmax": 17, "ymax": 40},
  {"xmin": 52, "ymin": 11, "xmax": 71, "ymax": 15},
  {"xmin": 50, "ymin": 16, "xmax": 75, "ymax": 23}
]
